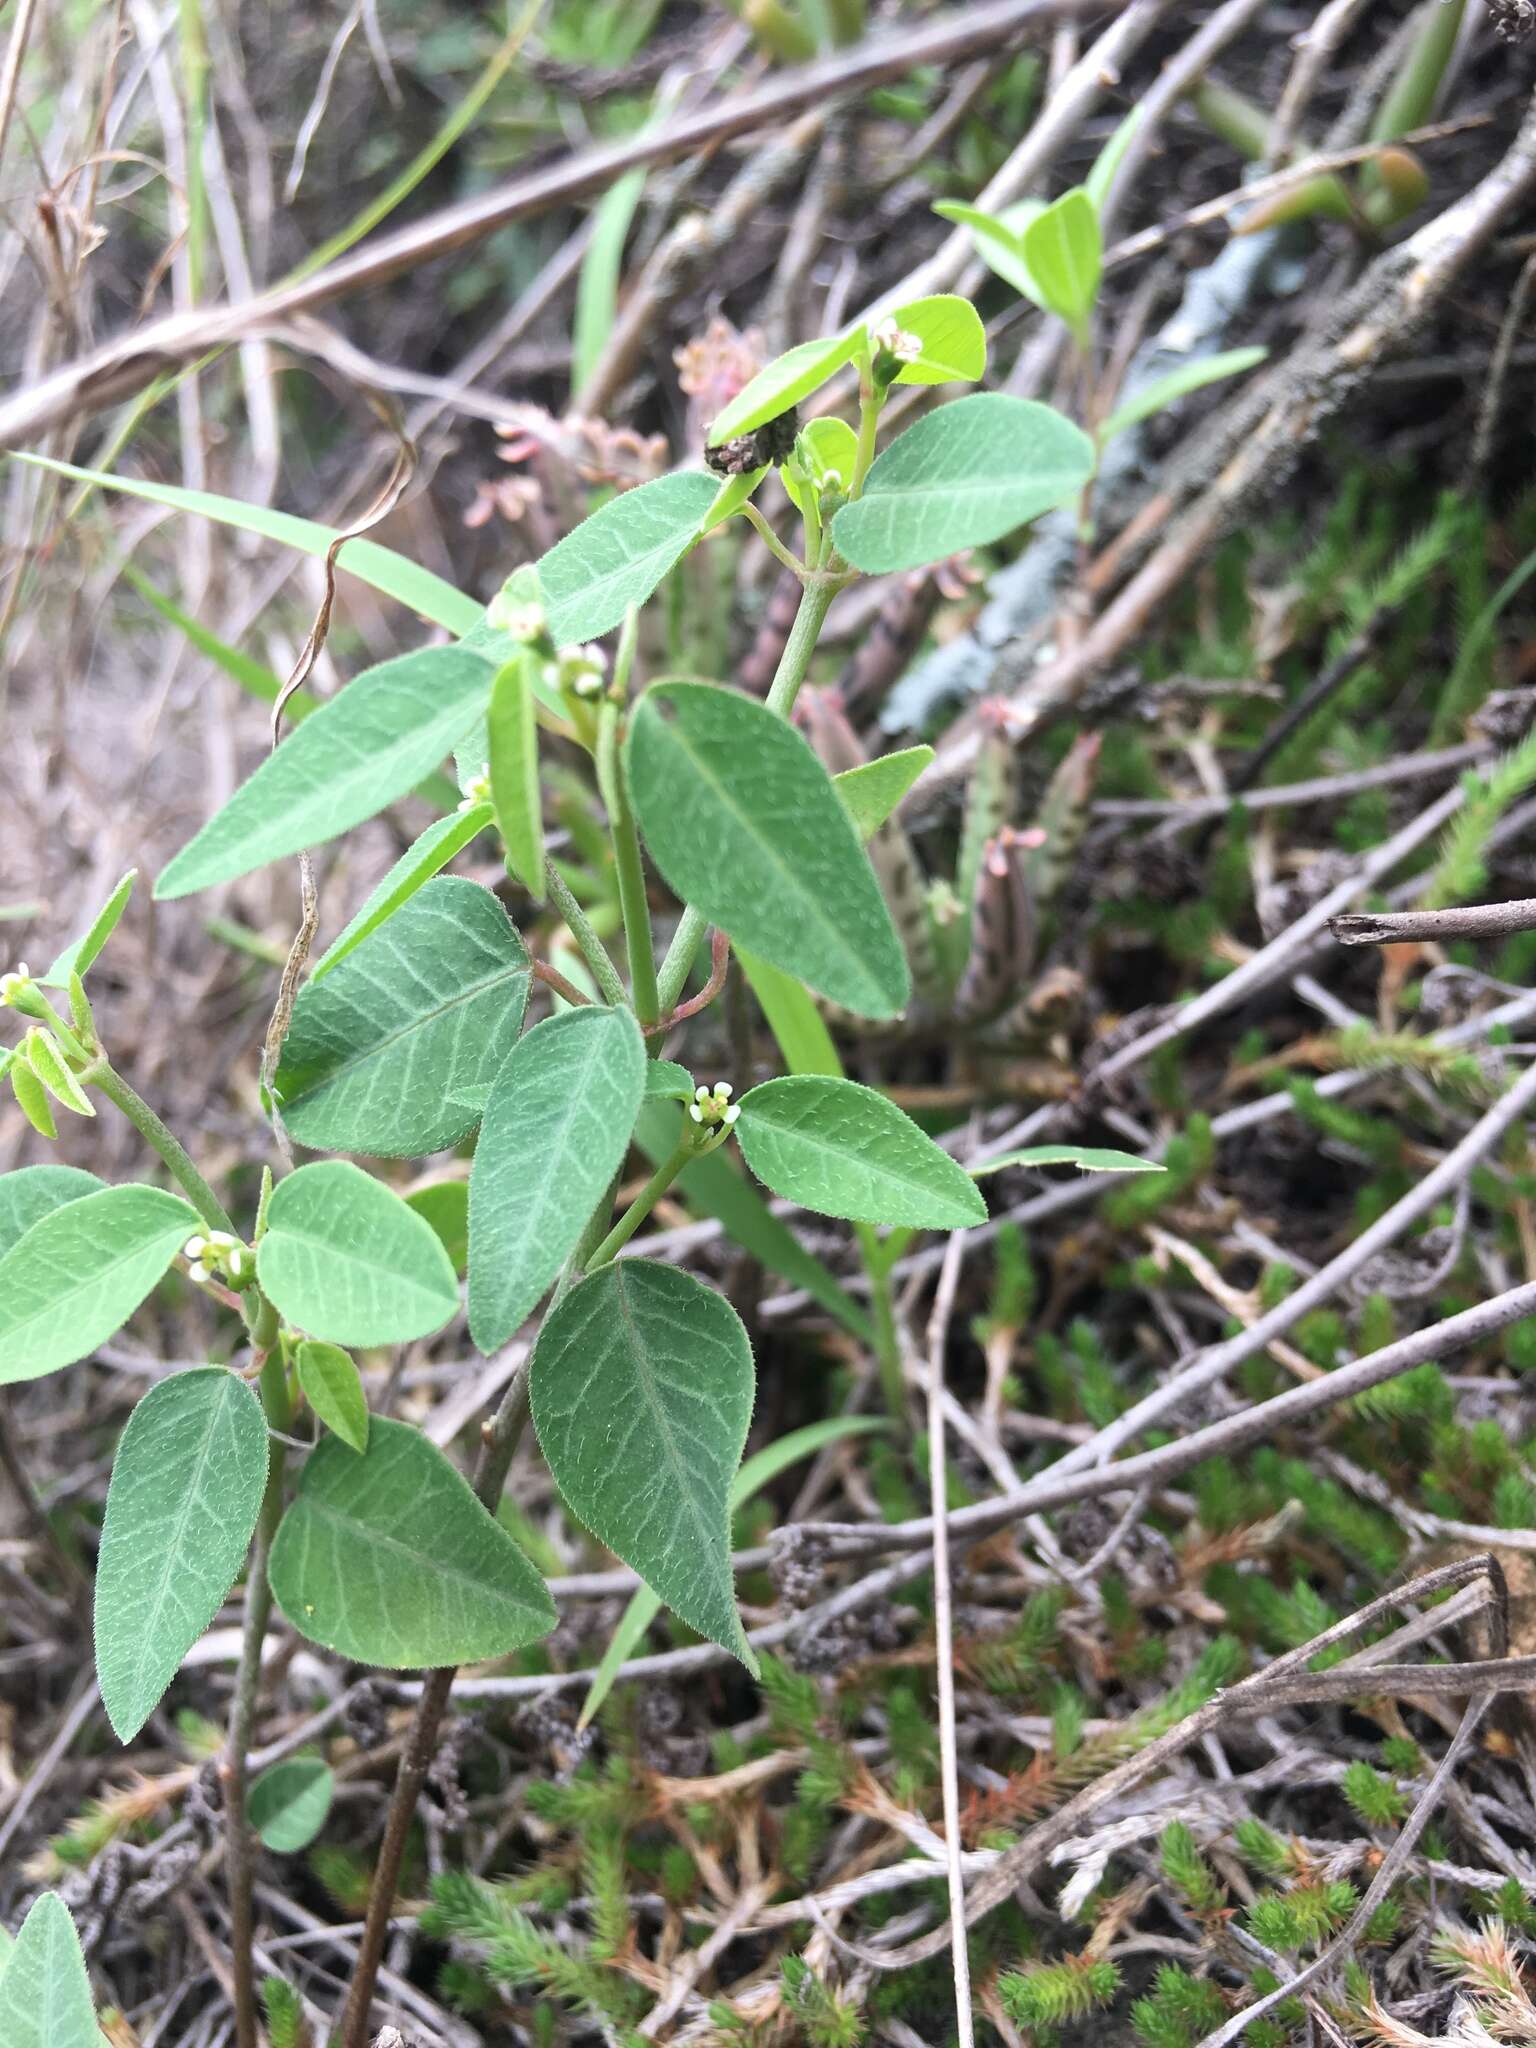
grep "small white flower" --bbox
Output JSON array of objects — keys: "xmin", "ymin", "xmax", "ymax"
[
  {"xmin": 870, "ymin": 318, "xmax": 922, "ymax": 365},
  {"xmin": 184, "ymin": 1236, "xmax": 208, "ymax": 1262},
  {"xmin": 0, "ymin": 963, "xmax": 33, "ymax": 1006},
  {"xmin": 459, "ymin": 773, "xmax": 491, "ymax": 810}
]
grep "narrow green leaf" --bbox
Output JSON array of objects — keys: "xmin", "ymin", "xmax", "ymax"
[
  {"xmin": 573, "ymin": 165, "xmax": 646, "ymax": 395},
  {"xmin": 973, "ymin": 1145, "xmax": 1164, "ymax": 1176},
  {"xmin": 311, "ymin": 805, "xmax": 493, "ymax": 980},
  {"xmin": 633, "ymin": 1102, "xmax": 871, "ymax": 1341},
  {"xmin": 738, "ymin": 1075, "xmax": 985, "ymax": 1228},
  {"xmin": 467, "ymin": 1006, "xmax": 646, "ymax": 1353},
  {"xmin": 536, "ymin": 472, "xmax": 719, "ymax": 646},
  {"xmin": 832, "ymin": 747, "xmax": 933, "ymax": 840},
  {"xmin": 0, "ymin": 1165, "xmax": 104, "ymax": 1259},
  {"xmin": 155, "ymin": 646, "xmax": 494, "ymax": 899},
  {"xmin": 295, "ymin": 1340, "xmax": 370, "ymax": 1453},
  {"xmin": 735, "ymin": 949, "xmax": 841, "ymax": 1079},
  {"xmin": 123, "ymin": 564, "xmax": 306, "ymax": 713},
  {"xmin": 1099, "ymin": 347, "xmax": 1268, "ymax": 443},
  {"xmin": 831, "ymin": 393, "xmax": 1095, "ymax": 575},
  {"xmin": 405, "ymin": 1179, "xmax": 469, "ymax": 1274},
  {"xmin": 531, "ymin": 1258, "xmax": 756, "ymax": 1666},
  {"xmin": 40, "ymin": 870, "xmax": 135, "ymax": 987},
  {"xmin": 488, "ymin": 652, "xmax": 545, "ymax": 894},
  {"xmin": 0, "ymin": 1893, "xmax": 104, "ymax": 2048},
  {"xmin": 95, "ymin": 1368, "xmax": 269, "ymax": 1742},
  {"xmin": 268, "ymin": 1418, "xmax": 556, "ymax": 1665},
  {"xmin": 886, "ymin": 294, "xmax": 987, "ymax": 385},
  {"xmin": 257, "ymin": 1162, "xmax": 459, "ymax": 1347},
  {"xmin": 18, "ymin": 454, "xmax": 479, "ymax": 632},
  {"xmin": 1085, "ymin": 104, "xmax": 1144, "ymax": 212},
  {"xmin": 706, "ymin": 328, "xmax": 864, "ymax": 445},
  {"xmin": 1020, "ymin": 187, "xmax": 1101, "ymax": 337},
  {"xmin": 276, "ymin": 879, "xmax": 530, "ymax": 1157},
  {"xmin": 627, "ymin": 682, "xmax": 910, "ymax": 1019},
  {"xmin": 0, "ymin": 1185, "xmax": 198, "ymax": 1385},
  {"xmin": 248, "ymin": 1758, "xmax": 334, "ymax": 1852},
  {"xmin": 645, "ymin": 1059, "xmax": 695, "ymax": 1100},
  {"xmin": 578, "ymin": 1412, "xmax": 885, "ymax": 1726}
]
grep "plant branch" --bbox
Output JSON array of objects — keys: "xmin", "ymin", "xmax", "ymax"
[
  {"xmin": 1332, "ymin": 898, "xmax": 1536, "ymax": 946},
  {"xmin": 225, "ymin": 1348, "xmax": 290, "ymax": 2048},
  {"xmin": 585, "ymin": 1141, "xmax": 694, "ymax": 1271},
  {"xmin": 90, "ymin": 1060, "xmax": 235, "ymax": 1234},
  {"xmin": 544, "ymin": 859, "xmax": 628, "ymax": 1008},
  {"xmin": 338, "ymin": 1360, "xmax": 534, "ymax": 2048}
]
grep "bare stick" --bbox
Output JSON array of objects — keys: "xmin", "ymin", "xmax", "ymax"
[
  {"xmin": 1332, "ymin": 898, "xmax": 1536, "ymax": 946},
  {"xmin": 0, "ymin": 0, "xmax": 1101, "ymax": 449}
]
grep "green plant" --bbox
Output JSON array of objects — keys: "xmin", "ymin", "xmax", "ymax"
[{"xmin": 0, "ymin": 290, "xmax": 1162, "ymax": 2045}]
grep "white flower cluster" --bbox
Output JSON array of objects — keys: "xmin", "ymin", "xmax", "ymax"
[
  {"xmin": 688, "ymin": 1081, "xmax": 739, "ymax": 1129},
  {"xmin": 869, "ymin": 318, "xmax": 923, "ymax": 366},
  {"xmin": 547, "ymin": 642, "xmax": 607, "ymax": 699},
  {"xmin": 0, "ymin": 962, "xmax": 33, "ymax": 1007},
  {"xmin": 183, "ymin": 1231, "xmax": 249, "ymax": 1286}
]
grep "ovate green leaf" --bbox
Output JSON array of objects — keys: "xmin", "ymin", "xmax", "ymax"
[
  {"xmin": 833, "ymin": 747, "xmax": 933, "ymax": 840},
  {"xmin": 0, "ymin": 1893, "xmax": 104, "ymax": 2048},
  {"xmin": 41, "ymin": 870, "xmax": 135, "ymax": 987},
  {"xmin": 155, "ymin": 646, "xmax": 494, "ymax": 898},
  {"xmin": 1020, "ymin": 187, "xmax": 1101, "ymax": 338},
  {"xmin": 706, "ymin": 328, "xmax": 863, "ymax": 444},
  {"xmin": 488, "ymin": 650, "xmax": 545, "ymax": 893},
  {"xmin": 257, "ymin": 1162, "xmax": 459, "ymax": 1347},
  {"xmin": 738, "ymin": 1076, "xmax": 985, "ymax": 1228},
  {"xmin": 467, "ymin": 1005, "xmax": 646, "ymax": 1352},
  {"xmin": 531, "ymin": 1259, "xmax": 756, "ymax": 1665},
  {"xmin": 886, "ymin": 294, "xmax": 987, "ymax": 385},
  {"xmin": 268, "ymin": 1418, "xmax": 556, "ymax": 1665},
  {"xmin": 0, "ymin": 1185, "xmax": 198, "ymax": 1385},
  {"xmin": 310, "ymin": 805, "xmax": 493, "ymax": 980},
  {"xmin": 578, "ymin": 1412, "xmax": 883, "ymax": 1727},
  {"xmin": 536, "ymin": 472, "xmax": 718, "ymax": 646},
  {"xmin": 0, "ymin": 1165, "xmax": 103, "ymax": 1259},
  {"xmin": 406, "ymin": 1179, "xmax": 469, "ymax": 1273},
  {"xmin": 831, "ymin": 394, "xmax": 1095, "ymax": 575},
  {"xmin": 296, "ymin": 1340, "xmax": 370, "ymax": 1453},
  {"xmin": 95, "ymin": 1368, "xmax": 269, "ymax": 1742},
  {"xmin": 627, "ymin": 683, "xmax": 909, "ymax": 1019},
  {"xmin": 276, "ymin": 879, "xmax": 530, "ymax": 1156},
  {"xmin": 645, "ymin": 1059, "xmax": 695, "ymax": 1100},
  {"xmin": 248, "ymin": 1758, "xmax": 334, "ymax": 1852}
]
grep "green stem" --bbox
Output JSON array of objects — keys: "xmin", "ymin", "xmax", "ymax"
[
  {"xmin": 741, "ymin": 502, "xmax": 807, "ymax": 579},
  {"xmin": 858, "ymin": 1224, "xmax": 906, "ymax": 1423},
  {"xmin": 765, "ymin": 574, "xmax": 840, "ymax": 721},
  {"xmin": 656, "ymin": 906, "xmax": 708, "ymax": 1018},
  {"xmin": 225, "ymin": 1345, "xmax": 290, "ymax": 2048},
  {"xmin": 90, "ymin": 1062, "xmax": 234, "ymax": 1234},
  {"xmin": 544, "ymin": 860, "xmax": 629, "ymax": 1009},
  {"xmin": 597, "ymin": 705, "xmax": 660, "ymax": 1029},
  {"xmin": 585, "ymin": 1141, "xmax": 693, "ymax": 1270},
  {"xmin": 851, "ymin": 385, "xmax": 881, "ymax": 499}
]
